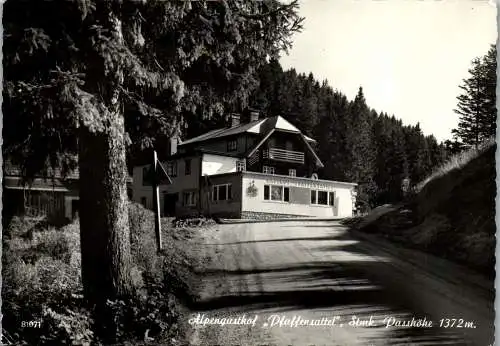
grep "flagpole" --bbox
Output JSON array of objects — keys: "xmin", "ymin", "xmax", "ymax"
[{"xmin": 152, "ymin": 150, "xmax": 163, "ymax": 252}]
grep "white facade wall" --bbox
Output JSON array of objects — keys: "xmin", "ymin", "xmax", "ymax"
[
  {"xmin": 241, "ymin": 173, "xmax": 355, "ymax": 218},
  {"xmin": 132, "ymin": 154, "xmax": 356, "ymax": 218}
]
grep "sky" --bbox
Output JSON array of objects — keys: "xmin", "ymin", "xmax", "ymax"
[{"xmin": 279, "ymin": 0, "xmax": 497, "ymax": 142}]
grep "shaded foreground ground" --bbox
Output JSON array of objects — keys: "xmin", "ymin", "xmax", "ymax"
[{"xmin": 179, "ymin": 220, "xmax": 494, "ymax": 346}]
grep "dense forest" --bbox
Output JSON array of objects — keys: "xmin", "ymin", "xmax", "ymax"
[
  {"xmin": 182, "ymin": 58, "xmax": 448, "ymax": 211},
  {"xmin": 184, "ymin": 41, "xmax": 496, "ymax": 212}
]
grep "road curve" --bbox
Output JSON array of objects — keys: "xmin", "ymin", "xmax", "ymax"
[{"xmin": 185, "ymin": 220, "xmax": 494, "ymax": 346}]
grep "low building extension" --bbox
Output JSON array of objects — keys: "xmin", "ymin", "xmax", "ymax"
[
  {"xmin": 132, "ymin": 112, "xmax": 357, "ymax": 219},
  {"xmin": 4, "ymin": 161, "xmax": 133, "ymax": 224}
]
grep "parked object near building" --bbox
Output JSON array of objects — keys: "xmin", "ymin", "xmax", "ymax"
[{"xmin": 132, "ymin": 113, "xmax": 357, "ymax": 219}]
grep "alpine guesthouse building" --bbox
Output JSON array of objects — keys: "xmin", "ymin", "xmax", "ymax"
[{"xmin": 132, "ymin": 111, "xmax": 357, "ymax": 219}]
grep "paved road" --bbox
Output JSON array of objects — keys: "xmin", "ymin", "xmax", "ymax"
[{"xmin": 186, "ymin": 220, "xmax": 494, "ymax": 346}]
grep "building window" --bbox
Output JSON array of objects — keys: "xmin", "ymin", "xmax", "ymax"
[
  {"xmin": 140, "ymin": 197, "xmax": 147, "ymax": 208},
  {"xmin": 219, "ymin": 185, "xmax": 227, "ymax": 200},
  {"xmin": 142, "ymin": 166, "xmax": 152, "ymax": 186},
  {"xmin": 166, "ymin": 161, "xmax": 177, "ymax": 177},
  {"xmin": 318, "ymin": 191, "xmax": 328, "ymax": 205},
  {"xmin": 184, "ymin": 159, "xmax": 191, "ymax": 176},
  {"xmin": 227, "ymin": 140, "xmax": 237, "ymax": 152},
  {"xmin": 183, "ymin": 191, "xmax": 196, "ymax": 206},
  {"xmin": 311, "ymin": 190, "xmax": 317, "ymax": 204},
  {"xmin": 271, "ymin": 186, "xmax": 282, "ymax": 201},
  {"xmin": 212, "ymin": 184, "xmax": 232, "ymax": 201},
  {"xmin": 263, "ymin": 166, "xmax": 275, "ymax": 175},
  {"xmin": 264, "ymin": 185, "xmax": 290, "ymax": 202},
  {"xmin": 236, "ymin": 160, "xmax": 246, "ymax": 172},
  {"xmin": 284, "ymin": 187, "xmax": 290, "ymax": 202},
  {"xmin": 288, "ymin": 169, "xmax": 296, "ymax": 177},
  {"xmin": 311, "ymin": 190, "xmax": 335, "ymax": 206},
  {"xmin": 329, "ymin": 192, "xmax": 335, "ymax": 206}
]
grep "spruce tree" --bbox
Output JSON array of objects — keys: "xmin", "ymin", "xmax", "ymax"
[
  {"xmin": 452, "ymin": 45, "xmax": 497, "ymax": 147},
  {"xmin": 386, "ymin": 126, "xmax": 408, "ymax": 201},
  {"xmin": 404, "ymin": 124, "xmax": 429, "ymax": 188},
  {"xmin": 315, "ymin": 91, "xmax": 351, "ymax": 181},
  {"xmin": 346, "ymin": 87, "xmax": 377, "ymax": 210},
  {"xmin": 479, "ymin": 45, "xmax": 497, "ymax": 138},
  {"xmin": 372, "ymin": 114, "xmax": 392, "ymax": 204}
]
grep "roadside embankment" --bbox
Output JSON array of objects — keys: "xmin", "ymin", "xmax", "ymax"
[{"xmin": 343, "ymin": 142, "xmax": 496, "ymax": 279}]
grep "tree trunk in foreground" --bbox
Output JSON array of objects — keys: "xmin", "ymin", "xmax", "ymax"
[{"xmin": 78, "ymin": 112, "xmax": 133, "ymax": 305}]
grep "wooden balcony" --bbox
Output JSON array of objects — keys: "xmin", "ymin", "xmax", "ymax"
[{"xmin": 263, "ymin": 148, "xmax": 305, "ymax": 164}]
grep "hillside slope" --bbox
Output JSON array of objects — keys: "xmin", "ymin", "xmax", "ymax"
[{"xmin": 348, "ymin": 142, "xmax": 496, "ymax": 278}]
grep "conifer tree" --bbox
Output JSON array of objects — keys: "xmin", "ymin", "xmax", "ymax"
[
  {"xmin": 3, "ymin": 0, "xmax": 303, "ymax": 310},
  {"xmin": 372, "ymin": 114, "xmax": 392, "ymax": 203},
  {"xmin": 345, "ymin": 87, "xmax": 377, "ymax": 210},
  {"xmin": 404, "ymin": 124, "xmax": 428, "ymax": 188},
  {"xmin": 452, "ymin": 45, "xmax": 497, "ymax": 147},
  {"xmin": 315, "ymin": 91, "xmax": 351, "ymax": 181},
  {"xmin": 386, "ymin": 126, "xmax": 408, "ymax": 201}
]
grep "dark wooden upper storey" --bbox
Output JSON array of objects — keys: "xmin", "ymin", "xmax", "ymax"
[{"xmin": 174, "ymin": 113, "xmax": 324, "ymax": 178}]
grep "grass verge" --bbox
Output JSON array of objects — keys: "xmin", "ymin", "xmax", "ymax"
[{"xmin": 2, "ymin": 202, "xmax": 214, "ymax": 345}]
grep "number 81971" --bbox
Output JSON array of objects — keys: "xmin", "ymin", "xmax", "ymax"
[{"xmin": 21, "ymin": 321, "xmax": 41, "ymax": 328}]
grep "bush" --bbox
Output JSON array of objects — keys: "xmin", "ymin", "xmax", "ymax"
[
  {"xmin": 3, "ymin": 218, "xmax": 82, "ymax": 301},
  {"xmin": 3, "ymin": 203, "xmax": 184, "ymax": 345},
  {"xmin": 97, "ymin": 289, "xmax": 180, "ymax": 344},
  {"xmin": 36, "ymin": 288, "xmax": 181, "ymax": 345},
  {"xmin": 404, "ymin": 213, "xmax": 450, "ymax": 248},
  {"xmin": 33, "ymin": 230, "xmax": 71, "ymax": 262},
  {"xmin": 40, "ymin": 299, "xmax": 94, "ymax": 346},
  {"xmin": 128, "ymin": 202, "xmax": 164, "ymax": 284},
  {"xmin": 456, "ymin": 232, "xmax": 495, "ymax": 273},
  {"xmin": 172, "ymin": 216, "xmax": 216, "ymax": 228},
  {"xmin": 2, "ymin": 252, "xmax": 83, "ymax": 345}
]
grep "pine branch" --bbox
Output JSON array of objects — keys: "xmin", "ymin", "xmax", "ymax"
[{"xmin": 237, "ymin": 0, "xmax": 298, "ymax": 20}]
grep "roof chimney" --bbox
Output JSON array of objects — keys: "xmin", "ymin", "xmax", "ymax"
[
  {"xmin": 250, "ymin": 110, "xmax": 259, "ymax": 122},
  {"xmin": 168, "ymin": 136, "xmax": 179, "ymax": 156},
  {"xmin": 230, "ymin": 113, "xmax": 240, "ymax": 128}
]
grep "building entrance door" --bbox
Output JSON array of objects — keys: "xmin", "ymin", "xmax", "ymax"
[{"xmin": 163, "ymin": 193, "xmax": 177, "ymax": 216}]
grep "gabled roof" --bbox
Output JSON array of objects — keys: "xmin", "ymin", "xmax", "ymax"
[
  {"xmin": 179, "ymin": 115, "xmax": 317, "ymax": 146},
  {"xmin": 179, "ymin": 119, "xmax": 266, "ymax": 146},
  {"xmin": 178, "ymin": 115, "xmax": 323, "ymax": 168}
]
